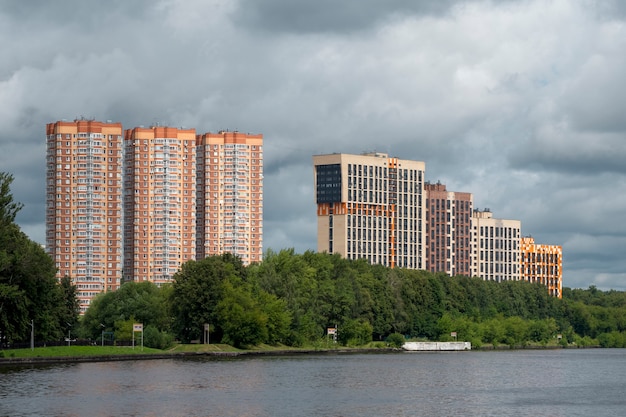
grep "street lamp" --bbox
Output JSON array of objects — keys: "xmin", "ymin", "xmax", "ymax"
[
  {"xmin": 100, "ymin": 323, "xmax": 105, "ymax": 347},
  {"xmin": 66, "ymin": 322, "xmax": 72, "ymax": 347}
]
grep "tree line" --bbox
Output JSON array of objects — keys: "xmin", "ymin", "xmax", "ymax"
[
  {"xmin": 79, "ymin": 249, "xmax": 626, "ymax": 349},
  {"xmin": 0, "ymin": 173, "xmax": 79, "ymax": 347},
  {"xmin": 2, "ymin": 170, "xmax": 626, "ymax": 349}
]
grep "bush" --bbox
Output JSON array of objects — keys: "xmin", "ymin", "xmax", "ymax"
[
  {"xmin": 143, "ymin": 325, "xmax": 174, "ymax": 349},
  {"xmin": 598, "ymin": 331, "xmax": 626, "ymax": 348},
  {"xmin": 386, "ymin": 333, "xmax": 405, "ymax": 348},
  {"xmin": 338, "ymin": 319, "xmax": 372, "ymax": 346},
  {"xmin": 469, "ymin": 337, "xmax": 482, "ymax": 349}
]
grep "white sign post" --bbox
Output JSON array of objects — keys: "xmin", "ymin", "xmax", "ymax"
[
  {"xmin": 327, "ymin": 327, "xmax": 337, "ymax": 343},
  {"xmin": 133, "ymin": 323, "xmax": 144, "ymax": 350}
]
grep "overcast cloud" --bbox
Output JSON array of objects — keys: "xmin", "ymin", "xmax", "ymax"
[{"xmin": 1, "ymin": 0, "xmax": 625, "ymax": 290}]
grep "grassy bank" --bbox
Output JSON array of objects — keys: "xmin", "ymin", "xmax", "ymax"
[
  {"xmin": 1, "ymin": 341, "xmax": 392, "ymax": 361},
  {"xmin": 0, "ymin": 345, "xmax": 164, "ymax": 359}
]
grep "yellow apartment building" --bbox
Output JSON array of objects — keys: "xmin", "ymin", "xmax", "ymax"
[{"xmin": 520, "ymin": 236, "xmax": 563, "ymax": 298}]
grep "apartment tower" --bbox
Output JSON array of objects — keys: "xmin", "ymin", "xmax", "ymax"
[
  {"xmin": 470, "ymin": 209, "xmax": 521, "ymax": 282},
  {"xmin": 45, "ymin": 119, "xmax": 123, "ymax": 313},
  {"xmin": 313, "ymin": 152, "xmax": 426, "ymax": 269},
  {"xmin": 123, "ymin": 126, "xmax": 196, "ymax": 285},
  {"xmin": 196, "ymin": 131, "xmax": 263, "ymax": 265},
  {"xmin": 424, "ymin": 182, "xmax": 473, "ymax": 276},
  {"xmin": 521, "ymin": 236, "xmax": 563, "ymax": 298}
]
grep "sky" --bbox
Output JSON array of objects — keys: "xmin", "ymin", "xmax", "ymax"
[{"xmin": 1, "ymin": 0, "xmax": 625, "ymax": 290}]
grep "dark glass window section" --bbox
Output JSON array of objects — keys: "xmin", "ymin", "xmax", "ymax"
[{"xmin": 316, "ymin": 164, "xmax": 342, "ymax": 203}]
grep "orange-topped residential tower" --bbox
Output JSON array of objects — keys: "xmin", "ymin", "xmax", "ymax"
[
  {"xmin": 123, "ymin": 125, "xmax": 197, "ymax": 285},
  {"xmin": 45, "ymin": 119, "xmax": 124, "ymax": 313},
  {"xmin": 196, "ymin": 131, "xmax": 263, "ymax": 265}
]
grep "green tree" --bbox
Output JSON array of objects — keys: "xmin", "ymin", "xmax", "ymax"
[
  {"xmin": 114, "ymin": 318, "xmax": 134, "ymax": 344},
  {"xmin": 58, "ymin": 276, "xmax": 80, "ymax": 331},
  {"xmin": 0, "ymin": 172, "xmax": 23, "ymax": 227},
  {"xmin": 481, "ymin": 317, "xmax": 505, "ymax": 346},
  {"xmin": 217, "ymin": 280, "xmax": 267, "ymax": 348},
  {"xmin": 170, "ymin": 254, "xmax": 245, "ymax": 343},
  {"xmin": 386, "ymin": 332, "xmax": 405, "ymax": 348},
  {"xmin": 503, "ymin": 316, "xmax": 529, "ymax": 347},
  {"xmin": 0, "ymin": 172, "xmax": 65, "ymax": 344},
  {"xmin": 81, "ymin": 281, "xmax": 171, "ymax": 342},
  {"xmin": 527, "ymin": 318, "xmax": 557, "ymax": 344},
  {"xmin": 257, "ymin": 291, "xmax": 291, "ymax": 345},
  {"xmin": 337, "ymin": 318, "xmax": 372, "ymax": 346}
]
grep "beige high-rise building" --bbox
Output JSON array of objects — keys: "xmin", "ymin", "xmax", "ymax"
[
  {"xmin": 313, "ymin": 152, "xmax": 426, "ymax": 269},
  {"xmin": 425, "ymin": 182, "xmax": 473, "ymax": 276},
  {"xmin": 46, "ymin": 119, "xmax": 123, "ymax": 313},
  {"xmin": 470, "ymin": 209, "xmax": 521, "ymax": 282},
  {"xmin": 123, "ymin": 126, "xmax": 197, "ymax": 285},
  {"xmin": 521, "ymin": 236, "xmax": 563, "ymax": 298},
  {"xmin": 196, "ymin": 131, "xmax": 263, "ymax": 265}
]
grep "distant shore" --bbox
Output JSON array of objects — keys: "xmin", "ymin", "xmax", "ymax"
[
  {"xmin": 0, "ymin": 347, "xmax": 402, "ymax": 367},
  {"xmin": 1, "ymin": 343, "xmax": 597, "ymax": 367}
]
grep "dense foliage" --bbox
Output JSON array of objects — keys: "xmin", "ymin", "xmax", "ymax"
[
  {"xmin": 2, "ymin": 168, "xmax": 626, "ymax": 349},
  {"xmin": 0, "ymin": 173, "xmax": 79, "ymax": 346},
  {"xmin": 81, "ymin": 281, "xmax": 174, "ymax": 348},
  {"xmin": 82, "ymin": 249, "xmax": 626, "ymax": 349}
]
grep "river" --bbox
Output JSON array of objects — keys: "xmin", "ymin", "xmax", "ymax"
[{"xmin": 1, "ymin": 349, "xmax": 625, "ymax": 417}]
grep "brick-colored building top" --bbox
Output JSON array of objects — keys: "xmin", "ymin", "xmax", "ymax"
[
  {"xmin": 425, "ymin": 182, "xmax": 473, "ymax": 276},
  {"xmin": 196, "ymin": 131, "xmax": 263, "ymax": 265},
  {"xmin": 46, "ymin": 119, "xmax": 123, "ymax": 313},
  {"xmin": 123, "ymin": 126, "xmax": 197, "ymax": 285}
]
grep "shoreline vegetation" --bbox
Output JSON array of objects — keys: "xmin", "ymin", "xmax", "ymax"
[
  {"xmin": 3, "ymin": 174, "xmax": 626, "ymax": 357},
  {"xmin": 0, "ymin": 341, "xmax": 600, "ymax": 367}
]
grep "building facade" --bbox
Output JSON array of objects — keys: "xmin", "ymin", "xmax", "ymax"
[
  {"xmin": 45, "ymin": 120, "xmax": 123, "ymax": 313},
  {"xmin": 424, "ymin": 182, "xmax": 473, "ymax": 276},
  {"xmin": 196, "ymin": 131, "xmax": 263, "ymax": 265},
  {"xmin": 123, "ymin": 126, "xmax": 197, "ymax": 285},
  {"xmin": 520, "ymin": 236, "xmax": 563, "ymax": 298},
  {"xmin": 470, "ymin": 209, "xmax": 521, "ymax": 282},
  {"xmin": 313, "ymin": 152, "xmax": 426, "ymax": 269}
]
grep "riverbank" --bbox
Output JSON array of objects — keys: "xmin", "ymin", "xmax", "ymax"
[
  {"xmin": 1, "ymin": 342, "xmax": 595, "ymax": 367},
  {"xmin": 0, "ymin": 345, "xmax": 401, "ymax": 367}
]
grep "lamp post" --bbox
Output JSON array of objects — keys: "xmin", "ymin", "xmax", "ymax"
[
  {"xmin": 30, "ymin": 320, "xmax": 34, "ymax": 351},
  {"xmin": 66, "ymin": 322, "xmax": 72, "ymax": 347},
  {"xmin": 100, "ymin": 323, "xmax": 105, "ymax": 347}
]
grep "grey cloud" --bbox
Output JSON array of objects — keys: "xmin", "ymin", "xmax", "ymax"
[
  {"xmin": 2, "ymin": 0, "xmax": 626, "ymax": 292},
  {"xmin": 233, "ymin": 0, "xmax": 473, "ymax": 34},
  {"xmin": 561, "ymin": 58, "xmax": 626, "ymax": 133}
]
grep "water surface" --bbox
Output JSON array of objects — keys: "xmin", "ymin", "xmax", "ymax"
[{"xmin": 1, "ymin": 349, "xmax": 625, "ymax": 416}]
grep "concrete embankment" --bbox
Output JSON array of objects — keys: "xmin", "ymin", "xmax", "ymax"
[{"xmin": 403, "ymin": 341, "xmax": 471, "ymax": 351}]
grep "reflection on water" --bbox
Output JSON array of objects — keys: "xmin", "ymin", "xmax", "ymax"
[{"xmin": 1, "ymin": 349, "xmax": 626, "ymax": 417}]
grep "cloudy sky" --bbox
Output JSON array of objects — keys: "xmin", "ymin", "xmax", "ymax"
[{"xmin": 2, "ymin": 0, "xmax": 625, "ymax": 290}]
